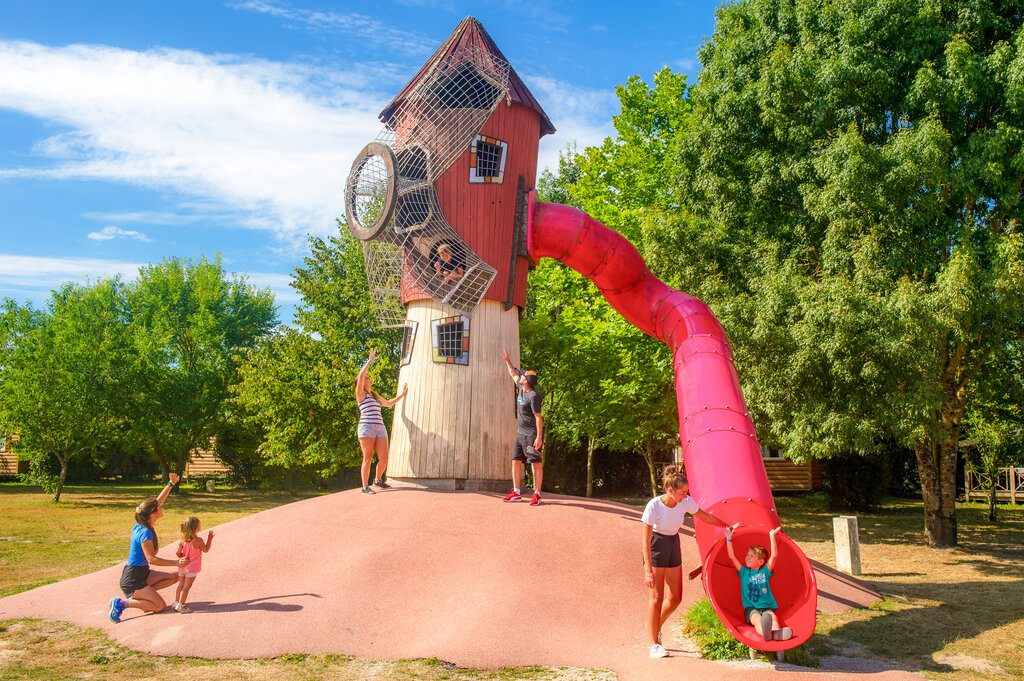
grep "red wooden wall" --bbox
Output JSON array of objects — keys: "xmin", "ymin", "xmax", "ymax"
[{"xmin": 402, "ymin": 101, "xmax": 540, "ymax": 311}]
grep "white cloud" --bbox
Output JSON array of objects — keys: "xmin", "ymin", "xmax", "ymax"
[
  {"xmin": 0, "ymin": 254, "xmax": 300, "ymax": 308},
  {"xmin": 230, "ymin": 0, "xmax": 437, "ymax": 56},
  {"xmin": 87, "ymin": 225, "xmax": 153, "ymax": 242},
  {"xmin": 0, "ymin": 254, "xmax": 144, "ymax": 291},
  {"xmin": 522, "ymin": 74, "xmax": 617, "ymax": 175},
  {"xmin": 0, "ymin": 40, "xmax": 391, "ymax": 248}
]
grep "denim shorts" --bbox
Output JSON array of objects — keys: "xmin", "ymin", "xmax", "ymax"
[{"xmin": 357, "ymin": 423, "xmax": 388, "ymax": 439}]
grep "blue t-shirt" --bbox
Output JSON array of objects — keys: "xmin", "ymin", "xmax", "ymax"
[
  {"xmin": 738, "ymin": 566, "xmax": 777, "ymax": 610},
  {"xmin": 126, "ymin": 523, "xmax": 155, "ymax": 567}
]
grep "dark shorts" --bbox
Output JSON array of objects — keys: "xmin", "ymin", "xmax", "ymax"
[
  {"xmin": 745, "ymin": 606, "xmax": 775, "ymax": 623},
  {"xmin": 119, "ymin": 564, "xmax": 150, "ymax": 599},
  {"xmin": 511, "ymin": 432, "xmax": 542, "ymax": 463},
  {"xmin": 649, "ymin": 531, "xmax": 682, "ymax": 569}
]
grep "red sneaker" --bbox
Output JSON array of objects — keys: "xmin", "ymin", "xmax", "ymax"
[
  {"xmin": 502, "ymin": 490, "xmax": 522, "ymax": 503},
  {"xmin": 530, "ymin": 492, "xmax": 541, "ymax": 506}
]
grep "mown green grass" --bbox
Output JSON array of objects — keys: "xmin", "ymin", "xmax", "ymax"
[{"xmin": 0, "ymin": 482, "xmax": 326, "ymax": 598}]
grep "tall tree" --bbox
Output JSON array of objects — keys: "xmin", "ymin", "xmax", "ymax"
[
  {"xmin": 674, "ymin": 0, "xmax": 1024, "ymax": 546},
  {"xmin": 0, "ymin": 281, "xmax": 127, "ymax": 501},
  {"xmin": 124, "ymin": 256, "xmax": 277, "ymax": 482},
  {"xmin": 528, "ymin": 70, "xmax": 694, "ymax": 493}
]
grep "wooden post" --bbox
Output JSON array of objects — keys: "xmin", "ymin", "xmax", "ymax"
[{"xmin": 833, "ymin": 516, "xmax": 861, "ymax": 575}]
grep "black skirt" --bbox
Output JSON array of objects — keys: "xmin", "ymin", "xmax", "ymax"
[
  {"xmin": 649, "ymin": 531, "xmax": 682, "ymax": 568},
  {"xmin": 119, "ymin": 564, "xmax": 150, "ymax": 598}
]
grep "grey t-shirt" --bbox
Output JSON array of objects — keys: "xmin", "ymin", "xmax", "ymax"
[{"xmin": 516, "ymin": 388, "xmax": 543, "ymax": 436}]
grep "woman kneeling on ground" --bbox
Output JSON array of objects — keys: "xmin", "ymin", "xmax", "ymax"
[{"xmin": 108, "ymin": 473, "xmax": 188, "ymax": 622}]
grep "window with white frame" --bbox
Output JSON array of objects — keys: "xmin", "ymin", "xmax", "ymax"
[{"xmin": 469, "ymin": 134, "xmax": 508, "ymax": 184}]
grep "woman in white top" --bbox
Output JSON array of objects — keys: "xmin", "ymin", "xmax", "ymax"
[
  {"xmin": 355, "ymin": 348, "xmax": 408, "ymax": 494},
  {"xmin": 641, "ymin": 465, "xmax": 729, "ymax": 659}
]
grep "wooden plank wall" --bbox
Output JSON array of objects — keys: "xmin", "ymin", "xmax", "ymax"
[
  {"xmin": 764, "ymin": 458, "xmax": 815, "ymax": 491},
  {"xmin": 390, "ymin": 299, "xmax": 518, "ymax": 485},
  {"xmin": 0, "ymin": 449, "xmax": 19, "ymax": 476},
  {"xmin": 184, "ymin": 448, "xmax": 230, "ymax": 479}
]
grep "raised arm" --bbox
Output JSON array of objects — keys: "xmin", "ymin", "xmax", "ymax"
[
  {"xmin": 500, "ymin": 349, "xmax": 521, "ymax": 384},
  {"xmin": 767, "ymin": 526, "xmax": 781, "ymax": 572},
  {"xmin": 724, "ymin": 525, "xmax": 742, "ymax": 571},
  {"xmin": 157, "ymin": 472, "xmax": 180, "ymax": 507},
  {"xmin": 380, "ymin": 383, "xmax": 409, "ymax": 408},
  {"xmin": 355, "ymin": 348, "xmax": 377, "ymax": 401}
]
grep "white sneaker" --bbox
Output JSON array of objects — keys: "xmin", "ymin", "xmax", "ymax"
[{"xmin": 650, "ymin": 643, "xmax": 668, "ymax": 658}]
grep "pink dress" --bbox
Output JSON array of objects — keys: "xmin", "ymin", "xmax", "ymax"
[{"xmin": 179, "ymin": 539, "xmax": 203, "ymax": 576}]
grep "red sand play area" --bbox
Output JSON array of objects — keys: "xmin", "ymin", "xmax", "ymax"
[{"xmin": 0, "ymin": 488, "xmax": 921, "ymax": 681}]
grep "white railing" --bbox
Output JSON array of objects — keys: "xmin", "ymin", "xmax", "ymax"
[{"xmin": 965, "ymin": 467, "xmax": 1024, "ymax": 504}]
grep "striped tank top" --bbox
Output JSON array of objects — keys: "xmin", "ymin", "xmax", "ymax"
[{"xmin": 357, "ymin": 394, "xmax": 384, "ymax": 426}]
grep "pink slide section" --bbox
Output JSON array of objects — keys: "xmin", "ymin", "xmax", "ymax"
[{"xmin": 527, "ymin": 192, "xmax": 817, "ymax": 652}]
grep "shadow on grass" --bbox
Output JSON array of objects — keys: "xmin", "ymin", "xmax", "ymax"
[{"xmin": 827, "ymin": 577, "xmax": 1024, "ymax": 673}]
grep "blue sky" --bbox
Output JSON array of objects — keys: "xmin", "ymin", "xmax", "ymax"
[{"xmin": 0, "ymin": 0, "xmax": 720, "ymax": 325}]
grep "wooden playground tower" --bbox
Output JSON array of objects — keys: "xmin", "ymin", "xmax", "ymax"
[{"xmin": 345, "ymin": 17, "xmax": 554, "ymax": 490}]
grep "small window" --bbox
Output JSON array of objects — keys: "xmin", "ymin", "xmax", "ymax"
[
  {"xmin": 469, "ymin": 134, "xmax": 508, "ymax": 184},
  {"xmin": 761, "ymin": 445, "xmax": 784, "ymax": 460},
  {"xmin": 400, "ymin": 321, "xmax": 418, "ymax": 366},
  {"xmin": 0, "ymin": 435, "xmax": 6, "ymax": 451},
  {"xmin": 430, "ymin": 315, "xmax": 470, "ymax": 365}
]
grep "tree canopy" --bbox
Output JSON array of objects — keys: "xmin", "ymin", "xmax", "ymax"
[{"xmin": 668, "ymin": 0, "xmax": 1024, "ymax": 546}]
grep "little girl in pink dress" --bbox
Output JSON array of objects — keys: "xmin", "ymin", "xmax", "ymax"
[{"xmin": 172, "ymin": 516, "xmax": 214, "ymax": 613}]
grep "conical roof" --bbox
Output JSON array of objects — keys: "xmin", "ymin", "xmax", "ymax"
[{"xmin": 379, "ymin": 16, "xmax": 556, "ymax": 137}]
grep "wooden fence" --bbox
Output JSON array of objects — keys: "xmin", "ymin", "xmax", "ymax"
[{"xmin": 965, "ymin": 467, "xmax": 1024, "ymax": 504}]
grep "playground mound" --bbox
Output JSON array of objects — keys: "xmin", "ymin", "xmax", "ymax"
[{"xmin": 0, "ymin": 488, "xmax": 920, "ymax": 681}]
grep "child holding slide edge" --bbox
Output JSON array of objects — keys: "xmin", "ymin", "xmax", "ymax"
[
  {"xmin": 725, "ymin": 524, "xmax": 793, "ymax": 641},
  {"xmin": 641, "ymin": 466, "xmax": 729, "ymax": 659}
]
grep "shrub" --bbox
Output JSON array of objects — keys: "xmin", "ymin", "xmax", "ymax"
[{"xmin": 682, "ymin": 598, "xmax": 748, "ymax": 660}]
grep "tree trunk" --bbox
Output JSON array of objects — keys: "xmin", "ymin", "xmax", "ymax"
[
  {"xmin": 52, "ymin": 455, "xmax": 69, "ymax": 503},
  {"xmin": 987, "ymin": 463, "xmax": 998, "ymax": 522},
  {"xmin": 915, "ymin": 437, "xmax": 959, "ymax": 547},
  {"xmin": 640, "ymin": 443, "xmax": 658, "ymax": 497},
  {"xmin": 152, "ymin": 438, "xmax": 170, "ymax": 482},
  {"xmin": 586, "ymin": 436, "xmax": 595, "ymax": 498}
]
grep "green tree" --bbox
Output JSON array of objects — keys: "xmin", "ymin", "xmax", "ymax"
[
  {"xmin": 673, "ymin": 0, "xmax": 1024, "ymax": 546},
  {"xmin": 0, "ymin": 281, "xmax": 127, "ymax": 501},
  {"xmin": 124, "ymin": 256, "xmax": 277, "ymax": 483},
  {"xmin": 232, "ymin": 226, "xmax": 400, "ymax": 481},
  {"xmin": 966, "ymin": 411, "xmax": 1016, "ymax": 521},
  {"xmin": 527, "ymin": 70, "xmax": 692, "ymax": 494}
]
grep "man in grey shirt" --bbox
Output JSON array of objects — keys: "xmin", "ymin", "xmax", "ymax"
[{"xmin": 500, "ymin": 349, "xmax": 544, "ymax": 506}]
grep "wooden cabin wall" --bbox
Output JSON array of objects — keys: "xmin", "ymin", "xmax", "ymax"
[
  {"xmin": 389, "ymin": 299, "xmax": 518, "ymax": 487},
  {"xmin": 764, "ymin": 458, "xmax": 815, "ymax": 491}
]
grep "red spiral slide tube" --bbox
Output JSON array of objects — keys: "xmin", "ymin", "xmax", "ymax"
[{"xmin": 527, "ymin": 192, "xmax": 816, "ymax": 651}]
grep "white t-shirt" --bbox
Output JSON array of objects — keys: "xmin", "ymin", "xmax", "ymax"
[{"xmin": 641, "ymin": 495, "xmax": 701, "ymax": 536}]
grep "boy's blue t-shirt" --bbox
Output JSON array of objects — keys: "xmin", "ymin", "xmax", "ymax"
[
  {"xmin": 126, "ymin": 523, "xmax": 155, "ymax": 567},
  {"xmin": 738, "ymin": 566, "xmax": 778, "ymax": 610}
]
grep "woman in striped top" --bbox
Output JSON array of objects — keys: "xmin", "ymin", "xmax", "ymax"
[{"xmin": 356, "ymin": 348, "xmax": 408, "ymax": 494}]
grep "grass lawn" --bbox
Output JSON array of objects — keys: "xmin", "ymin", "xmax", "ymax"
[{"xmin": 2, "ymin": 484, "xmax": 1023, "ymax": 680}]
